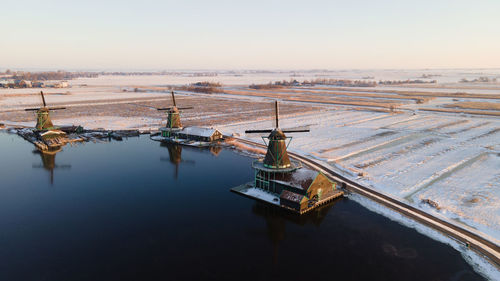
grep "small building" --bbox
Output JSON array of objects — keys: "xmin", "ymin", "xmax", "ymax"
[
  {"xmin": 15, "ymin": 80, "xmax": 32, "ymax": 88},
  {"xmin": 173, "ymin": 127, "xmax": 223, "ymax": 142},
  {"xmin": 45, "ymin": 81, "xmax": 69, "ymax": 88},
  {"xmin": 58, "ymin": 81, "xmax": 69, "ymax": 88},
  {"xmin": 32, "ymin": 81, "xmax": 45, "ymax": 88},
  {"xmin": 0, "ymin": 79, "xmax": 13, "ymax": 88},
  {"xmin": 254, "ymin": 166, "xmax": 339, "ymax": 212}
]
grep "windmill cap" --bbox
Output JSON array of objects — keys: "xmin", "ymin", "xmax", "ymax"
[{"xmin": 268, "ymin": 128, "xmax": 287, "ymax": 140}]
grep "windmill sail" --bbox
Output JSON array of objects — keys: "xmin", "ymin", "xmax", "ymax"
[
  {"xmin": 245, "ymin": 101, "xmax": 310, "ymax": 134},
  {"xmin": 40, "ymin": 91, "xmax": 47, "ymax": 107},
  {"xmin": 171, "ymin": 91, "xmax": 176, "ymax": 107}
]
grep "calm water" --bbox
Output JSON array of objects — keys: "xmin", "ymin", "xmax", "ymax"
[{"xmin": 0, "ymin": 132, "xmax": 483, "ymax": 281}]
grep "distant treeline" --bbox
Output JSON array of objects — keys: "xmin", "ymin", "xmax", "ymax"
[
  {"xmin": 99, "ymin": 71, "xmax": 218, "ymax": 77},
  {"xmin": 250, "ymin": 78, "xmax": 377, "ymax": 89},
  {"xmin": 1, "ymin": 70, "xmax": 224, "ymax": 80},
  {"xmin": 305, "ymin": 78, "xmax": 377, "ymax": 87},
  {"xmin": 177, "ymin": 81, "xmax": 223, "ymax": 94},
  {"xmin": 249, "ymin": 82, "xmax": 288, "ymax": 89},
  {"xmin": 3, "ymin": 70, "xmax": 98, "ymax": 81},
  {"xmin": 459, "ymin": 77, "xmax": 497, "ymax": 83},
  {"xmin": 420, "ymin": 74, "xmax": 441, "ymax": 78},
  {"xmin": 378, "ymin": 79, "xmax": 437, "ymax": 85},
  {"xmin": 249, "ymin": 78, "xmax": 441, "ymax": 89}
]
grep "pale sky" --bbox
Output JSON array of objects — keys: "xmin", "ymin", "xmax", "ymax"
[{"xmin": 1, "ymin": 0, "xmax": 499, "ymax": 70}]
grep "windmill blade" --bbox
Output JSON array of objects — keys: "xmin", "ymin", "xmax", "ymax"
[
  {"xmin": 274, "ymin": 100, "xmax": 279, "ymax": 128},
  {"xmin": 282, "ymin": 129, "xmax": 310, "ymax": 133},
  {"xmin": 281, "ymin": 126, "xmax": 310, "ymax": 133},
  {"xmin": 48, "ymin": 107, "xmax": 66, "ymax": 110},
  {"xmin": 157, "ymin": 107, "xmax": 171, "ymax": 111},
  {"xmin": 245, "ymin": 129, "xmax": 273, "ymax": 134},
  {"xmin": 177, "ymin": 106, "xmax": 194, "ymax": 110},
  {"xmin": 25, "ymin": 108, "xmax": 41, "ymax": 111},
  {"xmin": 171, "ymin": 91, "xmax": 177, "ymax": 107},
  {"xmin": 40, "ymin": 91, "xmax": 47, "ymax": 107}
]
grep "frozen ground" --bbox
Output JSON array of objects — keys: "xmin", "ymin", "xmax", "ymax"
[{"xmin": 1, "ymin": 71, "xmax": 499, "ymax": 269}]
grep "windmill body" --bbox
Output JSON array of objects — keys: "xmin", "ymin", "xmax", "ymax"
[
  {"xmin": 166, "ymin": 106, "xmax": 182, "ymax": 129},
  {"xmin": 36, "ymin": 107, "xmax": 55, "ymax": 131},
  {"xmin": 263, "ymin": 129, "xmax": 292, "ymax": 169},
  {"xmin": 158, "ymin": 91, "xmax": 191, "ymax": 138}
]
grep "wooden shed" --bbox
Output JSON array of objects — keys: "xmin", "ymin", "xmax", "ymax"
[
  {"xmin": 173, "ymin": 127, "xmax": 223, "ymax": 142},
  {"xmin": 254, "ymin": 167, "xmax": 339, "ymax": 213},
  {"xmin": 277, "ymin": 169, "xmax": 337, "ymax": 212}
]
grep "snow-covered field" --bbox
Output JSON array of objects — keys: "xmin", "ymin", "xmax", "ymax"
[{"xmin": 1, "ymin": 71, "xmax": 499, "ymax": 267}]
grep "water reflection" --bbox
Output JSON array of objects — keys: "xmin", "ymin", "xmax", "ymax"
[
  {"xmin": 159, "ymin": 143, "xmax": 223, "ymax": 179},
  {"xmin": 209, "ymin": 145, "xmax": 222, "ymax": 157},
  {"xmin": 159, "ymin": 143, "xmax": 195, "ymax": 179},
  {"xmin": 252, "ymin": 200, "xmax": 337, "ymax": 264},
  {"xmin": 32, "ymin": 147, "xmax": 70, "ymax": 185}
]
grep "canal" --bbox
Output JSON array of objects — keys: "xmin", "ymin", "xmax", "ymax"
[{"xmin": 0, "ymin": 132, "xmax": 484, "ymax": 280}]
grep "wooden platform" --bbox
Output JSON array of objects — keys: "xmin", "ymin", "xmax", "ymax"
[
  {"xmin": 295, "ymin": 189, "xmax": 344, "ymax": 214},
  {"xmin": 231, "ymin": 182, "xmax": 344, "ymax": 215}
]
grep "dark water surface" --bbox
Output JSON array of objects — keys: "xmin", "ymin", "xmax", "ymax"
[{"xmin": 0, "ymin": 132, "xmax": 483, "ymax": 281}]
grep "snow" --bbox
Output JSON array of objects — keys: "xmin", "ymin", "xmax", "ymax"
[
  {"xmin": 417, "ymin": 153, "xmax": 500, "ymax": 240},
  {"xmin": 291, "ymin": 167, "xmax": 318, "ymax": 183},
  {"xmin": 178, "ymin": 126, "xmax": 219, "ymax": 137},
  {"xmin": 242, "ymin": 187, "xmax": 280, "ymax": 205}
]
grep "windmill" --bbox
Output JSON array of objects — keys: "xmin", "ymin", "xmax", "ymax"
[
  {"xmin": 160, "ymin": 142, "xmax": 195, "ymax": 179},
  {"xmin": 24, "ymin": 91, "xmax": 66, "ymax": 131},
  {"xmin": 24, "ymin": 91, "xmax": 68, "ymax": 150},
  {"xmin": 245, "ymin": 100, "xmax": 309, "ymax": 169},
  {"xmin": 233, "ymin": 101, "xmax": 343, "ymax": 213},
  {"xmin": 32, "ymin": 149, "xmax": 71, "ymax": 185},
  {"xmin": 157, "ymin": 91, "xmax": 193, "ymax": 137}
]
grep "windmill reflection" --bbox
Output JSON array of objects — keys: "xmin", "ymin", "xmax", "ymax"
[
  {"xmin": 251, "ymin": 200, "xmax": 337, "ymax": 264},
  {"xmin": 209, "ymin": 145, "xmax": 222, "ymax": 157},
  {"xmin": 160, "ymin": 143, "xmax": 195, "ymax": 179},
  {"xmin": 32, "ymin": 147, "xmax": 71, "ymax": 185}
]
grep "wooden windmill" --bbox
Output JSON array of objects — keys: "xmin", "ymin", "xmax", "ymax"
[
  {"xmin": 233, "ymin": 101, "xmax": 343, "ymax": 214},
  {"xmin": 245, "ymin": 101, "xmax": 309, "ymax": 169},
  {"xmin": 157, "ymin": 91, "xmax": 193, "ymax": 135},
  {"xmin": 24, "ymin": 91, "xmax": 66, "ymax": 131}
]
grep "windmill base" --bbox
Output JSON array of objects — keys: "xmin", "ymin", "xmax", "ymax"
[{"xmin": 231, "ymin": 182, "xmax": 344, "ymax": 215}]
